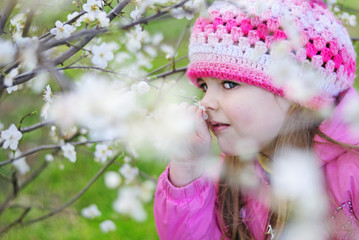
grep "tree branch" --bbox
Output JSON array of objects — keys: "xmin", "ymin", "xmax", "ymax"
[
  {"xmin": 22, "ymin": 154, "xmax": 119, "ymax": 226},
  {"xmin": 19, "ymin": 120, "xmax": 54, "ymax": 133},
  {"xmin": 121, "ymin": 0, "xmax": 189, "ymax": 30},
  {"xmin": 0, "ymin": 139, "xmax": 113, "ymax": 167},
  {"xmin": 0, "ymin": 161, "xmax": 48, "ymax": 216},
  {"xmin": 22, "ymin": 9, "xmax": 35, "ymax": 38},
  {"xmin": 0, "ymin": 207, "xmax": 31, "ymax": 235},
  {"xmin": 0, "ymin": 0, "xmax": 18, "ymax": 35},
  {"xmin": 0, "ymin": 0, "xmax": 132, "ymax": 91}
]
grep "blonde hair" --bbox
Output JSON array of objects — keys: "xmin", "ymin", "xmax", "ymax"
[{"xmin": 218, "ymin": 103, "xmax": 359, "ymax": 240}]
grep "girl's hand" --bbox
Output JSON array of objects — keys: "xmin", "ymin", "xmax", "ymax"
[{"xmin": 169, "ymin": 102, "xmax": 212, "ymax": 187}]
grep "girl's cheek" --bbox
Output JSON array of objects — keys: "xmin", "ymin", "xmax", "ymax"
[{"xmin": 230, "ymin": 105, "xmax": 253, "ymax": 125}]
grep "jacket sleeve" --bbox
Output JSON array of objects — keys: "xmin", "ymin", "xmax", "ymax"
[
  {"xmin": 324, "ymin": 151, "xmax": 359, "ymax": 239},
  {"xmin": 153, "ymin": 164, "xmax": 222, "ymax": 240}
]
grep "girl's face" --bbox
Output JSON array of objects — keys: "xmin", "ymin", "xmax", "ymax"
[{"xmin": 199, "ymin": 77, "xmax": 291, "ymax": 157}]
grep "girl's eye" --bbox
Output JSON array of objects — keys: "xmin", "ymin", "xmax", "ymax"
[
  {"xmin": 199, "ymin": 83, "xmax": 208, "ymax": 92},
  {"xmin": 222, "ymin": 81, "xmax": 239, "ymax": 89}
]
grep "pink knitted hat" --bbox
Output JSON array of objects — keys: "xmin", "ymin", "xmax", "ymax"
[{"xmin": 187, "ymin": 0, "xmax": 357, "ymax": 110}]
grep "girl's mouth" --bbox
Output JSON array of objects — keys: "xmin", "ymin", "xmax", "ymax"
[{"xmin": 209, "ymin": 121, "xmax": 230, "ymax": 133}]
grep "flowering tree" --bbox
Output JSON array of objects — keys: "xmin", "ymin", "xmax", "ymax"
[{"xmin": 0, "ymin": 0, "xmax": 358, "ymax": 238}]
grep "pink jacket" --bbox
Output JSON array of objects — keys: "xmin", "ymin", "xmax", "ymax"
[{"xmin": 154, "ymin": 88, "xmax": 359, "ymax": 240}]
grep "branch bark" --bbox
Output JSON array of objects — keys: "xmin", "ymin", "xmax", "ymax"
[
  {"xmin": 0, "ymin": 0, "xmax": 132, "ymax": 91},
  {"xmin": 0, "ymin": 138, "xmax": 115, "ymax": 167},
  {"xmin": 21, "ymin": 154, "xmax": 119, "ymax": 226},
  {"xmin": 121, "ymin": 0, "xmax": 189, "ymax": 30},
  {"xmin": 0, "ymin": 207, "xmax": 31, "ymax": 235},
  {"xmin": 0, "ymin": 161, "xmax": 48, "ymax": 216},
  {"xmin": 20, "ymin": 120, "xmax": 54, "ymax": 133},
  {"xmin": 0, "ymin": 0, "xmax": 18, "ymax": 35}
]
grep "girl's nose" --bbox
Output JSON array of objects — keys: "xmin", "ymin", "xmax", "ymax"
[{"xmin": 201, "ymin": 91, "xmax": 219, "ymax": 111}]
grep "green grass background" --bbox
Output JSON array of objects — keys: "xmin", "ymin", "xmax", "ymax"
[{"xmin": 0, "ymin": 0, "xmax": 359, "ymax": 239}]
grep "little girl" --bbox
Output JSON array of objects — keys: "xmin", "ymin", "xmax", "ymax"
[{"xmin": 154, "ymin": 0, "xmax": 359, "ymax": 239}]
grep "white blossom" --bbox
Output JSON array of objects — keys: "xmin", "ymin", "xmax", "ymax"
[
  {"xmin": 83, "ymin": 0, "xmax": 104, "ymax": 20},
  {"xmin": 272, "ymin": 149, "xmax": 328, "ymax": 240},
  {"xmin": 139, "ymin": 180, "xmax": 156, "ymax": 202},
  {"xmin": 143, "ymin": 45, "xmax": 157, "ymax": 57},
  {"xmin": 79, "ymin": 13, "xmax": 93, "ymax": 24},
  {"xmin": 123, "ymin": 156, "xmax": 132, "ymax": 163},
  {"xmin": 0, "ymin": 122, "xmax": 4, "ymax": 131},
  {"xmin": 50, "ymin": 21, "xmax": 76, "ymax": 40},
  {"xmin": 96, "ymin": 11, "xmax": 110, "ymax": 27},
  {"xmin": 113, "ymin": 186, "xmax": 147, "ymax": 222},
  {"xmin": 130, "ymin": 6, "xmax": 142, "ymax": 20},
  {"xmin": 104, "ymin": 171, "xmax": 122, "ymax": 189},
  {"xmin": 125, "ymin": 25, "xmax": 148, "ymax": 53},
  {"xmin": 15, "ymin": 37, "xmax": 40, "ymax": 71},
  {"xmin": 41, "ymin": 102, "xmax": 51, "ymax": 120},
  {"xmin": 45, "ymin": 154, "xmax": 54, "ymax": 162},
  {"xmin": 119, "ymin": 163, "xmax": 139, "ymax": 184},
  {"xmin": 135, "ymin": 52, "xmax": 152, "ymax": 69},
  {"xmin": 1, "ymin": 124, "xmax": 22, "ymax": 150},
  {"xmin": 41, "ymin": 84, "xmax": 53, "ymax": 119},
  {"xmin": 339, "ymin": 12, "xmax": 357, "ymax": 27},
  {"xmin": 100, "ymin": 220, "xmax": 116, "ymax": 233},
  {"xmin": 170, "ymin": 0, "xmax": 205, "ymax": 20},
  {"xmin": 130, "ymin": 81, "xmax": 150, "ymax": 95},
  {"xmin": 170, "ymin": 7, "xmax": 195, "ymax": 20},
  {"xmin": 61, "ymin": 143, "xmax": 76, "ymax": 162},
  {"xmin": 6, "ymin": 85, "xmax": 19, "ymax": 94},
  {"xmin": 272, "ymin": 149, "xmax": 328, "ymax": 217},
  {"xmin": 43, "ymin": 85, "xmax": 53, "ymax": 103},
  {"xmin": 10, "ymin": 13, "xmax": 26, "ymax": 32},
  {"xmin": 160, "ymin": 44, "xmax": 175, "ymax": 60},
  {"xmin": 268, "ymin": 43, "xmax": 325, "ymax": 103},
  {"xmin": 94, "ymin": 144, "xmax": 113, "ymax": 162},
  {"xmin": 10, "ymin": 150, "xmax": 30, "ymax": 175},
  {"xmin": 50, "ymin": 75, "xmax": 139, "ymax": 140},
  {"xmin": 67, "ymin": 11, "xmax": 82, "ymax": 27},
  {"xmin": 0, "ymin": 39, "xmax": 16, "ymax": 66},
  {"xmin": 91, "ymin": 42, "xmax": 114, "ymax": 68},
  {"xmin": 115, "ymin": 52, "xmax": 132, "ymax": 65},
  {"xmin": 151, "ymin": 33, "xmax": 163, "ymax": 46},
  {"xmin": 81, "ymin": 204, "xmax": 102, "ymax": 219},
  {"xmin": 4, "ymin": 68, "xmax": 19, "ymax": 87},
  {"xmin": 128, "ymin": 103, "xmax": 195, "ymax": 159}
]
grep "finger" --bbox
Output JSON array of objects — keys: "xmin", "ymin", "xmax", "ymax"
[{"xmin": 195, "ymin": 107, "xmax": 211, "ymax": 138}]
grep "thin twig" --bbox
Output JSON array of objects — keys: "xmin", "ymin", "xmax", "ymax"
[
  {"xmin": 58, "ymin": 65, "xmax": 121, "ymax": 75},
  {"xmin": 20, "ymin": 120, "xmax": 54, "ymax": 133},
  {"xmin": 0, "ymin": 139, "xmax": 113, "ymax": 167},
  {"xmin": 39, "ymin": 11, "xmax": 86, "ymax": 41},
  {"xmin": 0, "ymin": 0, "xmax": 18, "ymax": 35},
  {"xmin": 0, "ymin": 173, "xmax": 11, "ymax": 182},
  {"xmin": 43, "ymin": 60, "xmax": 74, "ymax": 92},
  {"xmin": 0, "ymin": 0, "xmax": 132, "ymax": 91},
  {"xmin": 146, "ymin": 55, "xmax": 188, "ymax": 76},
  {"xmin": 22, "ymin": 154, "xmax": 120, "ymax": 226},
  {"xmin": 22, "ymin": 9, "xmax": 35, "ymax": 38},
  {"xmin": 42, "ymin": 28, "xmax": 108, "ymax": 50},
  {"xmin": 0, "ymin": 208, "xmax": 31, "ymax": 235},
  {"xmin": 121, "ymin": 0, "xmax": 189, "ymax": 30},
  {"xmin": 148, "ymin": 66, "xmax": 187, "ymax": 81},
  {"xmin": 170, "ymin": 23, "xmax": 190, "ymax": 70},
  {"xmin": 139, "ymin": 170, "xmax": 157, "ymax": 182},
  {"xmin": 0, "ymin": 161, "xmax": 48, "ymax": 216}
]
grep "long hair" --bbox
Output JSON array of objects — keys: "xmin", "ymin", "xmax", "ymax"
[{"xmin": 218, "ymin": 104, "xmax": 325, "ymax": 240}]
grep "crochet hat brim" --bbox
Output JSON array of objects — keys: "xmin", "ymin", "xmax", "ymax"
[{"xmin": 187, "ymin": 60, "xmax": 284, "ymax": 97}]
